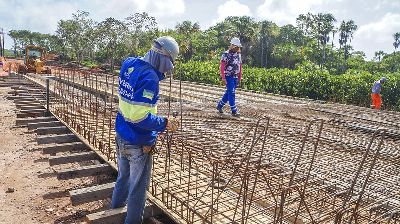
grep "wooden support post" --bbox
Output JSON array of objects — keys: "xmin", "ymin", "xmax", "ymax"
[
  {"xmin": 42, "ymin": 142, "xmax": 87, "ymax": 154},
  {"xmin": 18, "ymin": 105, "xmax": 45, "ymax": 110},
  {"xmin": 13, "ymin": 98, "xmax": 44, "ymax": 103},
  {"xmin": 46, "ymin": 78, "xmax": 50, "ymax": 116},
  {"xmin": 49, "ymin": 151, "xmax": 98, "ymax": 166},
  {"xmin": 19, "ymin": 109, "xmax": 46, "ymax": 114},
  {"xmin": 28, "ymin": 121, "xmax": 63, "ymax": 130},
  {"xmin": 8, "ymin": 95, "xmax": 44, "ymax": 100},
  {"xmin": 14, "ymin": 100, "xmax": 43, "ymax": 106},
  {"xmin": 37, "ymin": 133, "xmax": 79, "ymax": 145},
  {"xmin": 16, "ymin": 116, "xmax": 57, "ymax": 126},
  {"xmin": 17, "ymin": 111, "xmax": 44, "ymax": 118},
  {"xmin": 16, "ymin": 103, "xmax": 42, "ymax": 109},
  {"xmin": 85, "ymin": 204, "xmax": 162, "ymax": 224},
  {"xmin": 36, "ymin": 126, "xmax": 70, "ymax": 135},
  {"xmin": 57, "ymin": 164, "xmax": 114, "ymax": 180},
  {"xmin": 69, "ymin": 182, "xmax": 115, "ymax": 205}
]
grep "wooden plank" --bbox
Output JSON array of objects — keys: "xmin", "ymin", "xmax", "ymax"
[
  {"xmin": 86, "ymin": 206, "xmax": 126, "ymax": 224},
  {"xmin": 42, "ymin": 142, "xmax": 88, "ymax": 154},
  {"xmin": 49, "ymin": 151, "xmax": 98, "ymax": 166},
  {"xmin": 18, "ymin": 105, "xmax": 45, "ymax": 110},
  {"xmin": 11, "ymin": 85, "xmax": 34, "ymax": 90},
  {"xmin": 13, "ymin": 97, "xmax": 44, "ymax": 102},
  {"xmin": 57, "ymin": 163, "xmax": 114, "ymax": 180},
  {"xmin": 69, "ymin": 182, "xmax": 115, "ymax": 205},
  {"xmin": 16, "ymin": 103, "xmax": 42, "ymax": 109},
  {"xmin": 19, "ymin": 108, "xmax": 46, "ymax": 113},
  {"xmin": 8, "ymin": 95, "xmax": 44, "ymax": 100},
  {"xmin": 36, "ymin": 126, "xmax": 70, "ymax": 135},
  {"xmin": 17, "ymin": 111, "xmax": 44, "ymax": 118},
  {"xmin": 85, "ymin": 204, "xmax": 162, "ymax": 224},
  {"xmin": 14, "ymin": 100, "xmax": 43, "ymax": 106},
  {"xmin": 0, "ymin": 83, "xmax": 28, "ymax": 87},
  {"xmin": 16, "ymin": 116, "xmax": 56, "ymax": 126},
  {"xmin": 13, "ymin": 97, "xmax": 43, "ymax": 101},
  {"xmin": 37, "ymin": 133, "xmax": 79, "ymax": 145},
  {"xmin": 28, "ymin": 121, "xmax": 63, "ymax": 130}
]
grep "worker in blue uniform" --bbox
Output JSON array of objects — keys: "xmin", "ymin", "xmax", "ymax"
[{"xmin": 111, "ymin": 36, "xmax": 180, "ymax": 224}]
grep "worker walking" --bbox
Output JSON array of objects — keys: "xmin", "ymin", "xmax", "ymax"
[
  {"xmin": 217, "ymin": 37, "xmax": 242, "ymax": 117},
  {"xmin": 371, "ymin": 77, "xmax": 387, "ymax": 110},
  {"xmin": 111, "ymin": 36, "xmax": 180, "ymax": 224}
]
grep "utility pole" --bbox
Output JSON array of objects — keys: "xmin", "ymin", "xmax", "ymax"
[{"xmin": 0, "ymin": 28, "xmax": 5, "ymax": 57}]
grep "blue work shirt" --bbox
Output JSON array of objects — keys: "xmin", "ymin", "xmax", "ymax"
[
  {"xmin": 372, "ymin": 80, "xmax": 382, "ymax": 94},
  {"xmin": 115, "ymin": 57, "xmax": 167, "ymax": 146}
]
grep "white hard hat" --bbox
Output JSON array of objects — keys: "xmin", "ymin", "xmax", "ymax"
[
  {"xmin": 230, "ymin": 37, "xmax": 242, "ymax": 47},
  {"xmin": 154, "ymin": 36, "xmax": 180, "ymax": 62}
]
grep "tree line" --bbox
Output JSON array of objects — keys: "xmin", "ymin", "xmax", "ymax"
[{"xmin": 7, "ymin": 10, "xmax": 400, "ymax": 74}]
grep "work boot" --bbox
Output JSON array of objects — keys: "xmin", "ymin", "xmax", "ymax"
[
  {"xmin": 217, "ymin": 106, "xmax": 224, "ymax": 114},
  {"xmin": 232, "ymin": 111, "xmax": 240, "ymax": 117}
]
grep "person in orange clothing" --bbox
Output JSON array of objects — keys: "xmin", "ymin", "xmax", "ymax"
[{"xmin": 371, "ymin": 77, "xmax": 387, "ymax": 109}]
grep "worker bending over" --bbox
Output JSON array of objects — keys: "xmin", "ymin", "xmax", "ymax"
[
  {"xmin": 371, "ymin": 77, "xmax": 387, "ymax": 110},
  {"xmin": 112, "ymin": 36, "xmax": 180, "ymax": 224}
]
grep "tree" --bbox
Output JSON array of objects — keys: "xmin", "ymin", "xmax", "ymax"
[
  {"xmin": 315, "ymin": 13, "xmax": 336, "ymax": 65},
  {"xmin": 374, "ymin": 50, "xmax": 386, "ymax": 62},
  {"xmin": 394, "ymin": 32, "xmax": 400, "ymax": 52},
  {"xmin": 95, "ymin": 17, "xmax": 128, "ymax": 70},
  {"xmin": 8, "ymin": 30, "xmax": 20, "ymax": 56},
  {"xmin": 8, "ymin": 30, "xmax": 34, "ymax": 56},
  {"xmin": 56, "ymin": 11, "xmax": 95, "ymax": 62},
  {"xmin": 272, "ymin": 44, "xmax": 302, "ymax": 68},
  {"xmin": 296, "ymin": 13, "xmax": 336, "ymax": 66},
  {"xmin": 174, "ymin": 21, "xmax": 201, "ymax": 62},
  {"xmin": 296, "ymin": 13, "xmax": 314, "ymax": 37},
  {"xmin": 339, "ymin": 20, "xmax": 357, "ymax": 60},
  {"xmin": 125, "ymin": 12, "xmax": 158, "ymax": 56},
  {"xmin": 255, "ymin": 21, "xmax": 280, "ymax": 67},
  {"xmin": 219, "ymin": 16, "xmax": 259, "ymax": 63}
]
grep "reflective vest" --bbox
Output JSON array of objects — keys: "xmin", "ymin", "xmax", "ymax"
[{"xmin": 115, "ymin": 57, "xmax": 167, "ymax": 145}]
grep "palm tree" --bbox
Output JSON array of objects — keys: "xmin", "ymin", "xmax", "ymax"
[
  {"xmin": 394, "ymin": 32, "xmax": 400, "ymax": 52},
  {"xmin": 223, "ymin": 16, "xmax": 258, "ymax": 63},
  {"xmin": 339, "ymin": 20, "xmax": 357, "ymax": 60},
  {"xmin": 316, "ymin": 13, "xmax": 336, "ymax": 65},
  {"xmin": 374, "ymin": 50, "xmax": 386, "ymax": 62}
]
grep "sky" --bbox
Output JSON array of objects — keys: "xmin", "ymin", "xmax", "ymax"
[{"xmin": 0, "ymin": 0, "xmax": 399, "ymax": 59}]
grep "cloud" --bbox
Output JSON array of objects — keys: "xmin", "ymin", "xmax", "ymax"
[
  {"xmin": 213, "ymin": 0, "xmax": 252, "ymax": 24},
  {"xmin": 256, "ymin": 0, "xmax": 322, "ymax": 25},
  {"xmin": 0, "ymin": 0, "xmax": 78, "ymax": 34},
  {"xmin": 0, "ymin": 0, "xmax": 186, "ymax": 48},
  {"xmin": 97, "ymin": 0, "xmax": 185, "ymax": 19},
  {"xmin": 353, "ymin": 12, "xmax": 400, "ymax": 58}
]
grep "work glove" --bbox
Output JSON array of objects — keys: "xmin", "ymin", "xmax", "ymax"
[
  {"xmin": 165, "ymin": 117, "xmax": 179, "ymax": 132},
  {"xmin": 221, "ymin": 79, "xmax": 226, "ymax": 86},
  {"xmin": 143, "ymin": 145, "xmax": 156, "ymax": 154}
]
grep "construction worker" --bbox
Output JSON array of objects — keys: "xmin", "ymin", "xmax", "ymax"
[
  {"xmin": 371, "ymin": 77, "xmax": 387, "ymax": 110},
  {"xmin": 217, "ymin": 37, "xmax": 242, "ymax": 117},
  {"xmin": 111, "ymin": 36, "xmax": 180, "ymax": 224}
]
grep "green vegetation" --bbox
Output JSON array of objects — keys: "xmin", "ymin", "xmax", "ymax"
[
  {"xmin": 176, "ymin": 60, "xmax": 400, "ymax": 110},
  {"xmin": 6, "ymin": 11, "xmax": 400, "ymax": 110},
  {"xmin": 4, "ymin": 49, "xmax": 15, "ymax": 57}
]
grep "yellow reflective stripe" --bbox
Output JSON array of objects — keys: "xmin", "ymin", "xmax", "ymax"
[{"xmin": 118, "ymin": 97, "xmax": 157, "ymax": 123}]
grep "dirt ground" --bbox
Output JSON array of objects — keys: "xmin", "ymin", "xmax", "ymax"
[{"xmin": 0, "ymin": 86, "xmax": 109, "ymax": 224}]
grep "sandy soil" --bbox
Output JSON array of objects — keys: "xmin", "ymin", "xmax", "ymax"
[{"xmin": 0, "ymin": 86, "xmax": 110, "ymax": 224}]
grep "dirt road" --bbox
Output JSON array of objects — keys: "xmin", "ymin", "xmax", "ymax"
[{"xmin": 0, "ymin": 86, "xmax": 107, "ymax": 224}]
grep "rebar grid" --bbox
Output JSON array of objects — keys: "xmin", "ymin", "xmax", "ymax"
[{"xmin": 24, "ymin": 67, "xmax": 400, "ymax": 224}]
